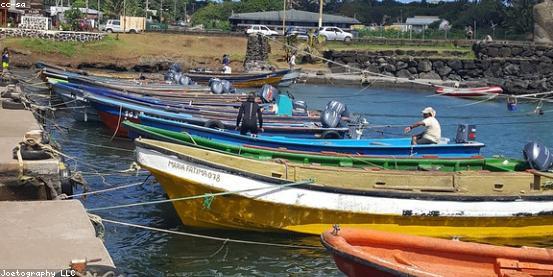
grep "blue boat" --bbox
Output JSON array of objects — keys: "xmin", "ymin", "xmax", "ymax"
[
  {"xmin": 138, "ymin": 114, "xmax": 485, "ymax": 158},
  {"xmin": 80, "ymin": 87, "xmax": 351, "ymax": 139}
]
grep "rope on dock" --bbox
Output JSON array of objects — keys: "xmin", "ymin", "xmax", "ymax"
[
  {"xmin": 61, "ymin": 175, "xmax": 152, "ymax": 199},
  {"xmin": 87, "ymin": 180, "xmax": 313, "ymax": 212},
  {"xmin": 100, "ymin": 218, "xmax": 323, "ymax": 250}
]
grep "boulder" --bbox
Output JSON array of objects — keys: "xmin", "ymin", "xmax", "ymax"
[
  {"xmin": 417, "ymin": 60, "xmax": 432, "ymax": 72},
  {"xmin": 463, "ymin": 60, "xmax": 477, "ymax": 70},
  {"xmin": 534, "ymin": 0, "xmax": 553, "ymax": 44},
  {"xmin": 499, "ymin": 47, "xmax": 512, "ymax": 57},
  {"xmin": 447, "ymin": 74, "xmax": 463, "ymax": 81},
  {"xmin": 396, "ymin": 61, "xmax": 408, "ymax": 70},
  {"xmin": 437, "ymin": 65, "xmax": 453, "ymax": 76},
  {"xmin": 408, "ymin": 67, "xmax": 418, "ymax": 74},
  {"xmin": 487, "ymin": 47, "xmax": 499, "ymax": 57},
  {"xmin": 396, "ymin": 69, "xmax": 412, "ymax": 78},
  {"xmin": 381, "ymin": 63, "xmax": 396, "ymax": 72},
  {"xmin": 504, "ymin": 63, "xmax": 521, "ymax": 75},
  {"xmin": 447, "ymin": 60, "xmax": 463, "ymax": 71},
  {"xmin": 520, "ymin": 61, "xmax": 537, "ymax": 75},
  {"xmin": 419, "ymin": 72, "xmax": 441, "ymax": 80}
]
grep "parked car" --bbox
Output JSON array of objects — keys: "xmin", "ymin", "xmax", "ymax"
[
  {"xmin": 245, "ymin": 24, "xmax": 279, "ymax": 36},
  {"xmin": 317, "ymin": 26, "xmax": 353, "ymax": 41},
  {"xmin": 286, "ymin": 27, "xmax": 308, "ymax": 39}
]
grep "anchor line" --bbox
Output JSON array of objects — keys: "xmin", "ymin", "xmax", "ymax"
[{"xmin": 100, "ymin": 218, "xmax": 323, "ymax": 250}]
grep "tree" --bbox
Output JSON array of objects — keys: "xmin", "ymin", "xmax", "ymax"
[
  {"xmin": 503, "ymin": 0, "xmax": 538, "ymax": 35},
  {"xmin": 64, "ymin": 7, "xmax": 84, "ymax": 31}
]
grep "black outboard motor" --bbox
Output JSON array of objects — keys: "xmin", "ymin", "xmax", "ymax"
[
  {"xmin": 258, "ymin": 84, "xmax": 277, "ymax": 103},
  {"xmin": 455, "ymin": 124, "xmax": 476, "ymax": 143},
  {"xmin": 523, "ymin": 142, "xmax": 553, "ymax": 171},
  {"xmin": 320, "ymin": 109, "xmax": 340, "ymax": 128}
]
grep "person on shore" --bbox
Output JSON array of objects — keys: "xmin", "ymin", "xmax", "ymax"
[
  {"xmin": 222, "ymin": 54, "xmax": 232, "ymax": 74},
  {"xmin": 404, "ymin": 107, "xmax": 441, "ymax": 145},
  {"xmin": 236, "ymin": 94, "xmax": 263, "ymax": 136},
  {"xmin": 2, "ymin": 48, "xmax": 9, "ymax": 72},
  {"xmin": 289, "ymin": 51, "xmax": 296, "ymax": 69}
]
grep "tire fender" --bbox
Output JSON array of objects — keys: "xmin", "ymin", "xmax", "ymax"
[
  {"xmin": 321, "ymin": 130, "xmax": 342, "ymax": 139},
  {"xmin": 204, "ymin": 120, "xmax": 225, "ymax": 129}
]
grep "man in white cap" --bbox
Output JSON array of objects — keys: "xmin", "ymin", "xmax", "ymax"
[{"xmin": 404, "ymin": 107, "xmax": 441, "ymax": 145}]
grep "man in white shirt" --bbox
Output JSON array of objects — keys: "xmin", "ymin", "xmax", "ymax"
[{"xmin": 404, "ymin": 107, "xmax": 441, "ymax": 145}]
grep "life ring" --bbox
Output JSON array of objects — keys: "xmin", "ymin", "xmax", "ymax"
[
  {"xmin": 2, "ymin": 99, "xmax": 26, "ymax": 110},
  {"xmin": 12, "ymin": 145, "xmax": 51, "ymax": 160},
  {"xmin": 321, "ymin": 130, "xmax": 342, "ymax": 139},
  {"xmin": 204, "ymin": 119, "xmax": 225, "ymax": 129}
]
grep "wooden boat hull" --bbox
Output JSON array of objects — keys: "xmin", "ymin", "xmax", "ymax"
[
  {"xmin": 186, "ymin": 69, "xmax": 292, "ymax": 88},
  {"xmin": 321, "ymin": 228, "xmax": 553, "ymax": 277},
  {"xmin": 435, "ymin": 86, "xmax": 502, "ymax": 100},
  {"xmin": 135, "ymin": 139, "xmax": 553, "ymax": 240}
]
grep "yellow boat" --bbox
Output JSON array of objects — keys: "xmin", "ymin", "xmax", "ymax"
[{"xmin": 135, "ymin": 138, "xmax": 553, "ymax": 240}]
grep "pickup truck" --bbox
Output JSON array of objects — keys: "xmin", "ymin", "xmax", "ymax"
[{"xmin": 104, "ymin": 17, "xmax": 145, "ymax": 33}]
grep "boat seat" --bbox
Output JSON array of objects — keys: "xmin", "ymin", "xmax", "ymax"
[{"xmin": 496, "ymin": 258, "xmax": 553, "ymax": 276}]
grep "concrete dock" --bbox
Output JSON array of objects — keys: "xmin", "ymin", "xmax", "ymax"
[
  {"xmin": 0, "ymin": 85, "xmax": 115, "ymax": 274},
  {"xmin": 0, "ymin": 200, "xmax": 114, "ymax": 271},
  {"xmin": 0, "ymin": 86, "xmax": 68, "ymax": 200}
]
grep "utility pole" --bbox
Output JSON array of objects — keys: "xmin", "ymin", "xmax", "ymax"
[
  {"xmin": 282, "ymin": 0, "xmax": 286, "ymax": 35},
  {"xmin": 318, "ymin": 0, "xmax": 323, "ymax": 28},
  {"xmin": 97, "ymin": 0, "xmax": 100, "ymax": 20},
  {"xmin": 160, "ymin": 0, "xmax": 163, "ymax": 23},
  {"xmin": 173, "ymin": 0, "xmax": 176, "ymax": 21},
  {"xmin": 145, "ymin": 0, "xmax": 149, "ymax": 20},
  {"xmin": 123, "ymin": 0, "xmax": 126, "ymax": 32}
]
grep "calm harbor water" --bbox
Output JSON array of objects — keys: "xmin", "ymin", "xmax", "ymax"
[{"xmin": 36, "ymin": 82, "xmax": 553, "ymax": 276}]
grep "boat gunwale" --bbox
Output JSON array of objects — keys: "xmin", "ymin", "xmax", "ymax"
[{"xmin": 135, "ymin": 139, "xmax": 553, "ymax": 202}]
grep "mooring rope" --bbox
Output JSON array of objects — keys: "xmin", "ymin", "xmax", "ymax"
[
  {"xmin": 100, "ymin": 218, "xmax": 323, "ymax": 250},
  {"xmin": 87, "ymin": 180, "xmax": 313, "ymax": 212},
  {"xmin": 63, "ymin": 175, "xmax": 152, "ymax": 199}
]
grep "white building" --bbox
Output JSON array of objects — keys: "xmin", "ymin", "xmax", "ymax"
[{"xmin": 405, "ymin": 16, "xmax": 440, "ymax": 32}]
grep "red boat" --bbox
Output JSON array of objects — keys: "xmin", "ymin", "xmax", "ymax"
[
  {"xmin": 435, "ymin": 86, "xmax": 503, "ymax": 100},
  {"xmin": 321, "ymin": 227, "xmax": 553, "ymax": 277}
]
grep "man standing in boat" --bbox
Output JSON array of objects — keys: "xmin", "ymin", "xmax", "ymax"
[
  {"xmin": 404, "ymin": 107, "xmax": 441, "ymax": 145},
  {"xmin": 236, "ymin": 94, "xmax": 264, "ymax": 136}
]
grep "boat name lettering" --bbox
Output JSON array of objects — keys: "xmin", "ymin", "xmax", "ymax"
[{"xmin": 168, "ymin": 160, "xmax": 221, "ymax": 182}]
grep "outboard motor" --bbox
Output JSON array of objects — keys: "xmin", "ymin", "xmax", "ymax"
[
  {"xmin": 258, "ymin": 84, "xmax": 277, "ymax": 103},
  {"xmin": 221, "ymin": 80, "xmax": 233, "ymax": 94},
  {"xmin": 210, "ymin": 79, "xmax": 224, "ymax": 94},
  {"xmin": 320, "ymin": 109, "xmax": 340, "ymax": 128},
  {"xmin": 164, "ymin": 71, "xmax": 175, "ymax": 82},
  {"xmin": 169, "ymin": 63, "xmax": 182, "ymax": 73},
  {"xmin": 455, "ymin": 124, "xmax": 476, "ymax": 143},
  {"xmin": 523, "ymin": 142, "xmax": 553, "ymax": 171},
  {"xmin": 293, "ymin": 100, "xmax": 307, "ymax": 113},
  {"xmin": 326, "ymin": 100, "xmax": 347, "ymax": 116},
  {"xmin": 178, "ymin": 75, "xmax": 192, "ymax": 86}
]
